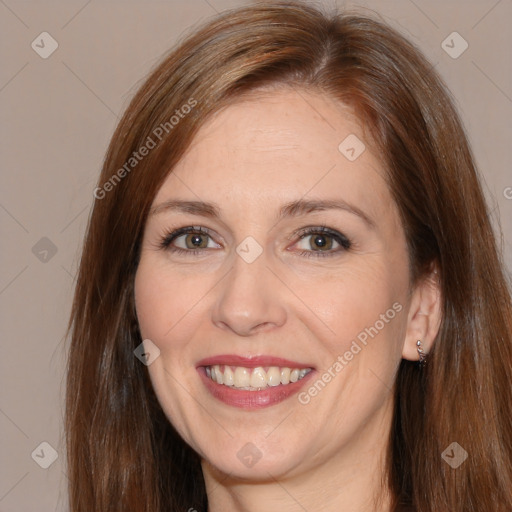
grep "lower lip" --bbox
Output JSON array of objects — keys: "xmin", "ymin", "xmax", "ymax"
[{"xmin": 198, "ymin": 367, "xmax": 315, "ymax": 409}]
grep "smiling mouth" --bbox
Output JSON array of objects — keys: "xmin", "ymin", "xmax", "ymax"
[{"xmin": 205, "ymin": 365, "xmax": 313, "ymax": 390}]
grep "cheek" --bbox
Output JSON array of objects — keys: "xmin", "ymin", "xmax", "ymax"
[
  {"xmin": 134, "ymin": 259, "xmax": 212, "ymax": 441},
  {"xmin": 314, "ymin": 261, "xmax": 402, "ymax": 323},
  {"xmin": 134, "ymin": 263, "xmax": 171, "ymax": 342},
  {"xmin": 134, "ymin": 259, "xmax": 202, "ymax": 348},
  {"xmin": 294, "ymin": 259, "xmax": 408, "ymax": 366}
]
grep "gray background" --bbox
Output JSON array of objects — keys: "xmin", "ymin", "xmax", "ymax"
[{"xmin": 1, "ymin": 0, "xmax": 511, "ymax": 510}]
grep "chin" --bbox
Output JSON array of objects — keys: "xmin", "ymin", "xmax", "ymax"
[{"xmin": 199, "ymin": 437, "xmax": 306, "ymax": 481}]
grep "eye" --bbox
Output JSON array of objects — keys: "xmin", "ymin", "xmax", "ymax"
[
  {"xmin": 292, "ymin": 226, "xmax": 351, "ymax": 257},
  {"xmin": 159, "ymin": 226, "xmax": 221, "ymax": 253},
  {"xmin": 176, "ymin": 232, "xmax": 211, "ymax": 249}
]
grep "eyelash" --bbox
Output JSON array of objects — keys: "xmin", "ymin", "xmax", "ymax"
[
  {"xmin": 294, "ymin": 226, "xmax": 351, "ymax": 258},
  {"xmin": 158, "ymin": 226, "xmax": 212, "ymax": 256},
  {"xmin": 158, "ymin": 225, "xmax": 352, "ymax": 258}
]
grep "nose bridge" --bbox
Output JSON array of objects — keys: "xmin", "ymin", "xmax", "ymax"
[{"xmin": 212, "ymin": 246, "xmax": 287, "ymax": 336}]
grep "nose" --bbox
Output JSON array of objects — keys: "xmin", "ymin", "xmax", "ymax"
[{"xmin": 211, "ymin": 251, "xmax": 287, "ymax": 337}]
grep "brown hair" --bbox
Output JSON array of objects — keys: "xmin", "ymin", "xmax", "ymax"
[{"xmin": 65, "ymin": 2, "xmax": 512, "ymax": 510}]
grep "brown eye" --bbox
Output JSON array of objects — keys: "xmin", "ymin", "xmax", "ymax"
[
  {"xmin": 160, "ymin": 226, "xmax": 220, "ymax": 252},
  {"xmin": 296, "ymin": 233, "xmax": 340, "ymax": 252},
  {"xmin": 183, "ymin": 233, "xmax": 209, "ymax": 249},
  {"xmin": 292, "ymin": 227, "xmax": 351, "ymax": 257},
  {"xmin": 309, "ymin": 234, "xmax": 334, "ymax": 251}
]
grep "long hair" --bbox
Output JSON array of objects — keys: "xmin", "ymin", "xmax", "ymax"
[{"xmin": 65, "ymin": 2, "xmax": 512, "ymax": 510}]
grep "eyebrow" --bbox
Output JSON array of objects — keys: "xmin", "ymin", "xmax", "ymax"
[
  {"xmin": 150, "ymin": 199, "xmax": 220, "ymax": 218},
  {"xmin": 150, "ymin": 198, "xmax": 375, "ymax": 229}
]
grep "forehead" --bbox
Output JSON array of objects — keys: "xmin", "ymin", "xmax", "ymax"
[{"xmin": 153, "ymin": 88, "xmax": 393, "ymax": 221}]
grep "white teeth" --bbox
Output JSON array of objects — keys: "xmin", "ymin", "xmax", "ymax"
[
  {"xmin": 206, "ymin": 364, "xmax": 311, "ymax": 389},
  {"xmin": 223, "ymin": 366, "xmax": 234, "ymax": 386},
  {"xmin": 234, "ymin": 367, "xmax": 251, "ymax": 388},
  {"xmin": 250, "ymin": 367, "xmax": 267, "ymax": 388},
  {"xmin": 267, "ymin": 367, "xmax": 281, "ymax": 387},
  {"xmin": 214, "ymin": 366, "xmax": 224, "ymax": 385}
]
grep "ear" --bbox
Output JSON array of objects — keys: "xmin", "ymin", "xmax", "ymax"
[{"xmin": 402, "ymin": 266, "xmax": 442, "ymax": 361}]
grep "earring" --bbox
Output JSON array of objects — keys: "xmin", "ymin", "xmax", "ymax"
[{"xmin": 416, "ymin": 340, "xmax": 427, "ymax": 367}]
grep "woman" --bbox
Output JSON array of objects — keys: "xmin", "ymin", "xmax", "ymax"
[{"xmin": 65, "ymin": 2, "xmax": 512, "ymax": 511}]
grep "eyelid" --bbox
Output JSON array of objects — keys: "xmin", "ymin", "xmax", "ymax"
[
  {"xmin": 159, "ymin": 225, "xmax": 220, "ymax": 250},
  {"xmin": 285, "ymin": 226, "xmax": 351, "ymax": 258},
  {"xmin": 293, "ymin": 225, "xmax": 351, "ymax": 245}
]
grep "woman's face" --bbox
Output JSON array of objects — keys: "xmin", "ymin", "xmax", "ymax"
[{"xmin": 135, "ymin": 88, "xmax": 413, "ymax": 481}]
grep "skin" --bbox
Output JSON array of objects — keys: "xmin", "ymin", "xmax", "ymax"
[{"xmin": 134, "ymin": 88, "xmax": 441, "ymax": 512}]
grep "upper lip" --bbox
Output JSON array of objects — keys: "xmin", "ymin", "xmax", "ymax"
[{"xmin": 196, "ymin": 354, "xmax": 314, "ymax": 369}]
